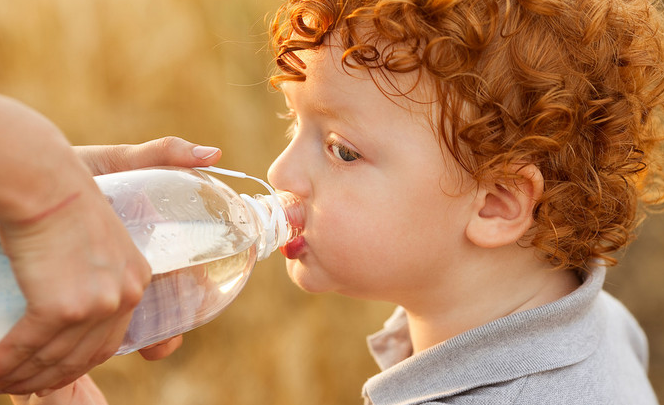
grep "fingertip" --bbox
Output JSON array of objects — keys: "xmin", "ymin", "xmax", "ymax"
[
  {"xmin": 192, "ymin": 145, "xmax": 221, "ymax": 160},
  {"xmin": 137, "ymin": 335, "xmax": 183, "ymax": 361},
  {"xmin": 127, "ymin": 137, "xmax": 222, "ymax": 169},
  {"xmin": 36, "ymin": 388, "xmax": 54, "ymax": 397}
]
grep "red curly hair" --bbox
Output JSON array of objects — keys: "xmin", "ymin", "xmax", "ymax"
[{"xmin": 270, "ymin": 0, "xmax": 664, "ymax": 271}]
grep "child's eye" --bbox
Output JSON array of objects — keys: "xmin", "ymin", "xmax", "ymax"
[{"xmin": 329, "ymin": 142, "xmax": 362, "ymax": 162}]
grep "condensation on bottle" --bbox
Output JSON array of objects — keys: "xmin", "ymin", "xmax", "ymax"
[{"xmin": 0, "ymin": 166, "xmax": 302, "ymax": 355}]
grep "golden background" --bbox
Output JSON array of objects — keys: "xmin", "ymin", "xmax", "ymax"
[{"xmin": 0, "ymin": 1, "xmax": 661, "ymax": 403}]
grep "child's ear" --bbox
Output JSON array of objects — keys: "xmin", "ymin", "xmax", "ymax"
[{"xmin": 466, "ymin": 164, "xmax": 543, "ymax": 248}]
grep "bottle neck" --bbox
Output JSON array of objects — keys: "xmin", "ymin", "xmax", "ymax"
[{"xmin": 240, "ymin": 192, "xmax": 302, "ymax": 261}]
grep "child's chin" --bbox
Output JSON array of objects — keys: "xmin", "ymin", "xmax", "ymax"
[{"xmin": 286, "ymin": 263, "xmax": 331, "ymax": 294}]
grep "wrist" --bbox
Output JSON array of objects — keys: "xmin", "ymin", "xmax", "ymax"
[
  {"xmin": 0, "ymin": 152, "xmax": 94, "ymax": 225},
  {"xmin": 0, "ymin": 95, "xmax": 99, "ymax": 225},
  {"xmin": 0, "ymin": 182, "xmax": 107, "ymax": 259},
  {"xmin": 13, "ymin": 192, "xmax": 82, "ymax": 226}
]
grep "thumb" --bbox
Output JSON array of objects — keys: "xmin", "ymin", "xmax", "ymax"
[
  {"xmin": 76, "ymin": 136, "xmax": 222, "ymax": 175},
  {"xmin": 124, "ymin": 136, "xmax": 221, "ymax": 169}
]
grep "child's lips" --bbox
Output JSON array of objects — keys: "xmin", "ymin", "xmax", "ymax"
[
  {"xmin": 278, "ymin": 192, "xmax": 305, "ymax": 259},
  {"xmin": 279, "ymin": 235, "xmax": 306, "ymax": 259},
  {"xmin": 282, "ymin": 195, "xmax": 304, "ymax": 230}
]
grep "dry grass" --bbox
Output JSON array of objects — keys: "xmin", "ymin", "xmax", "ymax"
[{"xmin": 0, "ymin": 1, "xmax": 661, "ymax": 404}]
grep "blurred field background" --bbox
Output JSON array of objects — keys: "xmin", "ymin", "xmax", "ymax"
[{"xmin": 0, "ymin": 1, "xmax": 661, "ymax": 404}]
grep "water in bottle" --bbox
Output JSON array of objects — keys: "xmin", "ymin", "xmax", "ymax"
[{"xmin": 0, "ymin": 166, "xmax": 303, "ymax": 355}]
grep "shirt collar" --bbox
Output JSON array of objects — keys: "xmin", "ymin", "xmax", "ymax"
[{"xmin": 363, "ymin": 266, "xmax": 605, "ymax": 405}]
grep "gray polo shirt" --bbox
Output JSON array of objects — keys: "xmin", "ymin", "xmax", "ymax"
[{"xmin": 362, "ymin": 266, "xmax": 658, "ymax": 405}]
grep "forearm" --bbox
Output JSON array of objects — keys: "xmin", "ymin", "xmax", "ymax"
[{"xmin": 0, "ymin": 95, "xmax": 95, "ymax": 224}]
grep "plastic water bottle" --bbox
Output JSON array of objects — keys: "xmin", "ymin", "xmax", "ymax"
[{"xmin": 0, "ymin": 166, "xmax": 302, "ymax": 355}]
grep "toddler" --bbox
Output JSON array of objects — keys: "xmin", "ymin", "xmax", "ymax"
[{"xmin": 267, "ymin": 0, "xmax": 664, "ymax": 404}]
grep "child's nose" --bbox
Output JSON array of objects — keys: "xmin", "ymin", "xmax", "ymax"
[{"xmin": 267, "ymin": 142, "xmax": 310, "ymax": 198}]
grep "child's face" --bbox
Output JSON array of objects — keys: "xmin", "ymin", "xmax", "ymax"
[{"xmin": 268, "ymin": 40, "xmax": 478, "ymax": 304}]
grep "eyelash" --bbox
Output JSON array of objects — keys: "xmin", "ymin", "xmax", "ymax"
[
  {"xmin": 278, "ymin": 109, "xmax": 297, "ymax": 121},
  {"xmin": 278, "ymin": 109, "xmax": 298, "ymax": 139},
  {"xmin": 327, "ymin": 140, "xmax": 362, "ymax": 162}
]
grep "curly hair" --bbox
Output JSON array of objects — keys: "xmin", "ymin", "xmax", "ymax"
[{"xmin": 269, "ymin": 0, "xmax": 664, "ymax": 271}]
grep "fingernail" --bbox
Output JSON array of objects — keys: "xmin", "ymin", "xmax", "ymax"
[
  {"xmin": 192, "ymin": 146, "xmax": 220, "ymax": 159},
  {"xmin": 36, "ymin": 388, "xmax": 54, "ymax": 397}
]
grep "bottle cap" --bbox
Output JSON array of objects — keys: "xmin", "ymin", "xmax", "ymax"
[
  {"xmin": 240, "ymin": 194, "xmax": 288, "ymax": 260},
  {"xmin": 194, "ymin": 166, "xmax": 297, "ymax": 260}
]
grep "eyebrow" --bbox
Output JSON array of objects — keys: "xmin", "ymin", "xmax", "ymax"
[
  {"xmin": 311, "ymin": 98, "xmax": 360, "ymax": 129},
  {"xmin": 311, "ymin": 99, "xmax": 338, "ymax": 119},
  {"xmin": 282, "ymin": 83, "xmax": 357, "ymax": 127}
]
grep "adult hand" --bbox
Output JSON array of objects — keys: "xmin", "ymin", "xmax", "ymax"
[
  {"xmin": 0, "ymin": 128, "xmax": 220, "ymax": 395},
  {"xmin": 8, "ymin": 335, "xmax": 183, "ymax": 405},
  {"xmin": 9, "ymin": 374, "xmax": 107, "ymax": 405}
]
